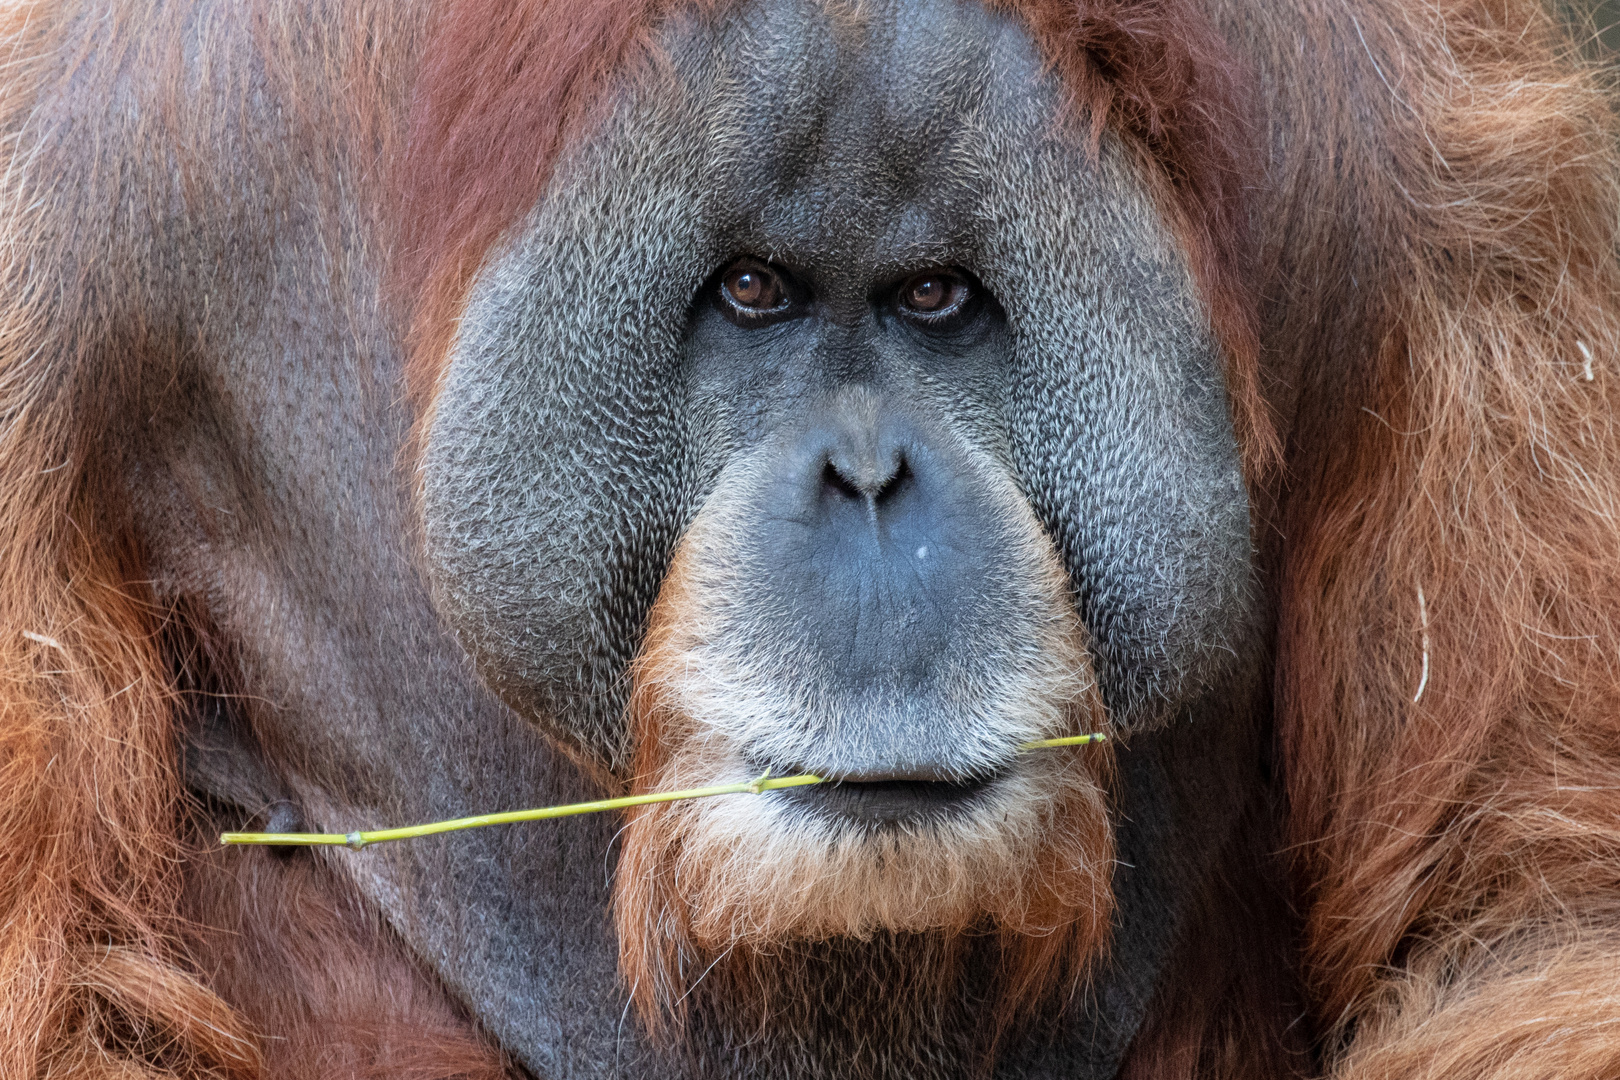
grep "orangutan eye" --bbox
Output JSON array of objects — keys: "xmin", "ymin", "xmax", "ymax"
[
  {"xmin": 897, "ymin": 271, "xmax": 972, "ymax": 321},
  {"xmin": 718, "ymin": 259, "xmax": 791, "ymax": 321}
]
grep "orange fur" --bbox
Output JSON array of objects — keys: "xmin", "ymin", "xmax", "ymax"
[
  {"xmin": 0, "ymin": 2, "xmax": 430, "ymax": 1074},
  {"xmin": 0, "ymin": 3, "xmax": 256, "ymax": 1070},
  {"xmin": 1272, "ymin": 1, "xmax": 1620, "ymax": 1074},
  {"xmin": 1, "ymin": 0, "xmax": 1618, "ymax": 1075},
  {"xmin": 180, "ymin": 818, "xmax": 513, "ymax": 1080}
]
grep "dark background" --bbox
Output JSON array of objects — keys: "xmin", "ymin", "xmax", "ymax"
[{"xmin": 1565, "ymin": 0, "xmax": 1620, "ymax": 60}]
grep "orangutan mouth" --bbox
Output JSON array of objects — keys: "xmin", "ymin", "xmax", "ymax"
[{"xmin": 775, "ymin": 772, "xmax": 1001, "ymax": 825}]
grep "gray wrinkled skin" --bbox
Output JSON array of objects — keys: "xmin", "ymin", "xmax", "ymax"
[{"xmin": 424, "ymin": 0, "xmax": 1258, "ymax": 777}]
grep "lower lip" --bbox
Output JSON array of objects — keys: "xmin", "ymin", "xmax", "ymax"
[{"xmin": 776, "ymin": 775, "xmax": 997, "ymax": 826}]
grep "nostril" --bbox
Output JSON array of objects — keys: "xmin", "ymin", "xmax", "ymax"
[
  {"xmin": 872, "ymin": 458, "xmax": 909, "ymax": 505},
  {"xmin": 821, "ymin": 459, "xmax": 865, "ymax": 501}
]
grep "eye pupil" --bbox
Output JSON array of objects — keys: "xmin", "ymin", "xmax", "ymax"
[
  {"xmin": 722, "ymin": 263, "xmax": 782, "ymax": 311},
  {"xmin": 900, "ymin": 272, "xmax": 969, "ymax": 317},
  {"xmin": 910, "ymin": 279, "xmax": 945, "ymax": 310}
]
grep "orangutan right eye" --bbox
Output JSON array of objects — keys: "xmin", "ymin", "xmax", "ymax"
[{"xmin": 718, "ymin": 258, "xmax": 793, "ymax": 323}]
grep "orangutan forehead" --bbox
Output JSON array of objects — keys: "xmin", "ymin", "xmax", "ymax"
[
  {"xmin": 612, "ymin": 0, "xmax": 1070, "ymax": 292},
  {"xmin": 670, "ymin": 0, "xmax": 1049, "ymax": 170}
]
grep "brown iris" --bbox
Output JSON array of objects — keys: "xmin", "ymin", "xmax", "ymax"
[
  {"xmin": 899, "ymin": 271, "xmax": 969, "ymax": 317},
  {"xmin": 721, "ymin": 260, "xmax": 786, "ymax": 312}
]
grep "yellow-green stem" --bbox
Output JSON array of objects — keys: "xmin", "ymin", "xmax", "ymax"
[{"xmin": 220, "ymin": 732, "xmax": 1105, "ymax": 849}]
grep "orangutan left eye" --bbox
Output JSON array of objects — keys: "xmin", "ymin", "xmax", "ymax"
[{"xmin": 897, "ymin": 271, "xmax": 972, "ymax": 320}]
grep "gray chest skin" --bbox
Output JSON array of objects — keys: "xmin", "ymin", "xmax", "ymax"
[{"xmin": 143, "ymin": 0, "xmax": 1270, "ymax": 1077}]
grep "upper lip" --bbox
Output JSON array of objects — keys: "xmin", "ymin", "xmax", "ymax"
[{"xmin": 751, "ymin": 755, "xmax": 1009, "ymax": 786}]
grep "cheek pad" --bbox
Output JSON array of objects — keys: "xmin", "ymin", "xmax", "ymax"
[
  {"xmin": 420, "ymin": 140, "xmax": 719, "ymax": 778},
  {"xmin": 417, "ymin": 5, "xmax": 846, "ymax": 777},
  {"xmin": 978, "ymin": 132, "xmax": 1260, "ymax": 724}
]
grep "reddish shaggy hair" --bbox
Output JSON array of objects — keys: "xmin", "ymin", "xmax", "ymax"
[
  {"xmin": 1273, "ymin": 2, "xmax": 1620, "ymax": 1071},
  {"xmin": 0, "ymin": 6, "xmax": 256, "ymax": 1075},
  {"xmin": 180, "ymin": 835, "xmax": 512, "ymax": 1080},
  {"xmin": 0, "ymin": 2, "xmax": 506, "ymax": 1076},
  {"xmin": 2, "ymin": 0, "xmax": 1619, "ymax": 1076}
]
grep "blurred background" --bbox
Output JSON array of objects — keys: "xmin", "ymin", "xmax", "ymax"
[{"xmin": 1564, "ymin": 0, "xmax": 1620, "ymax": 61}]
